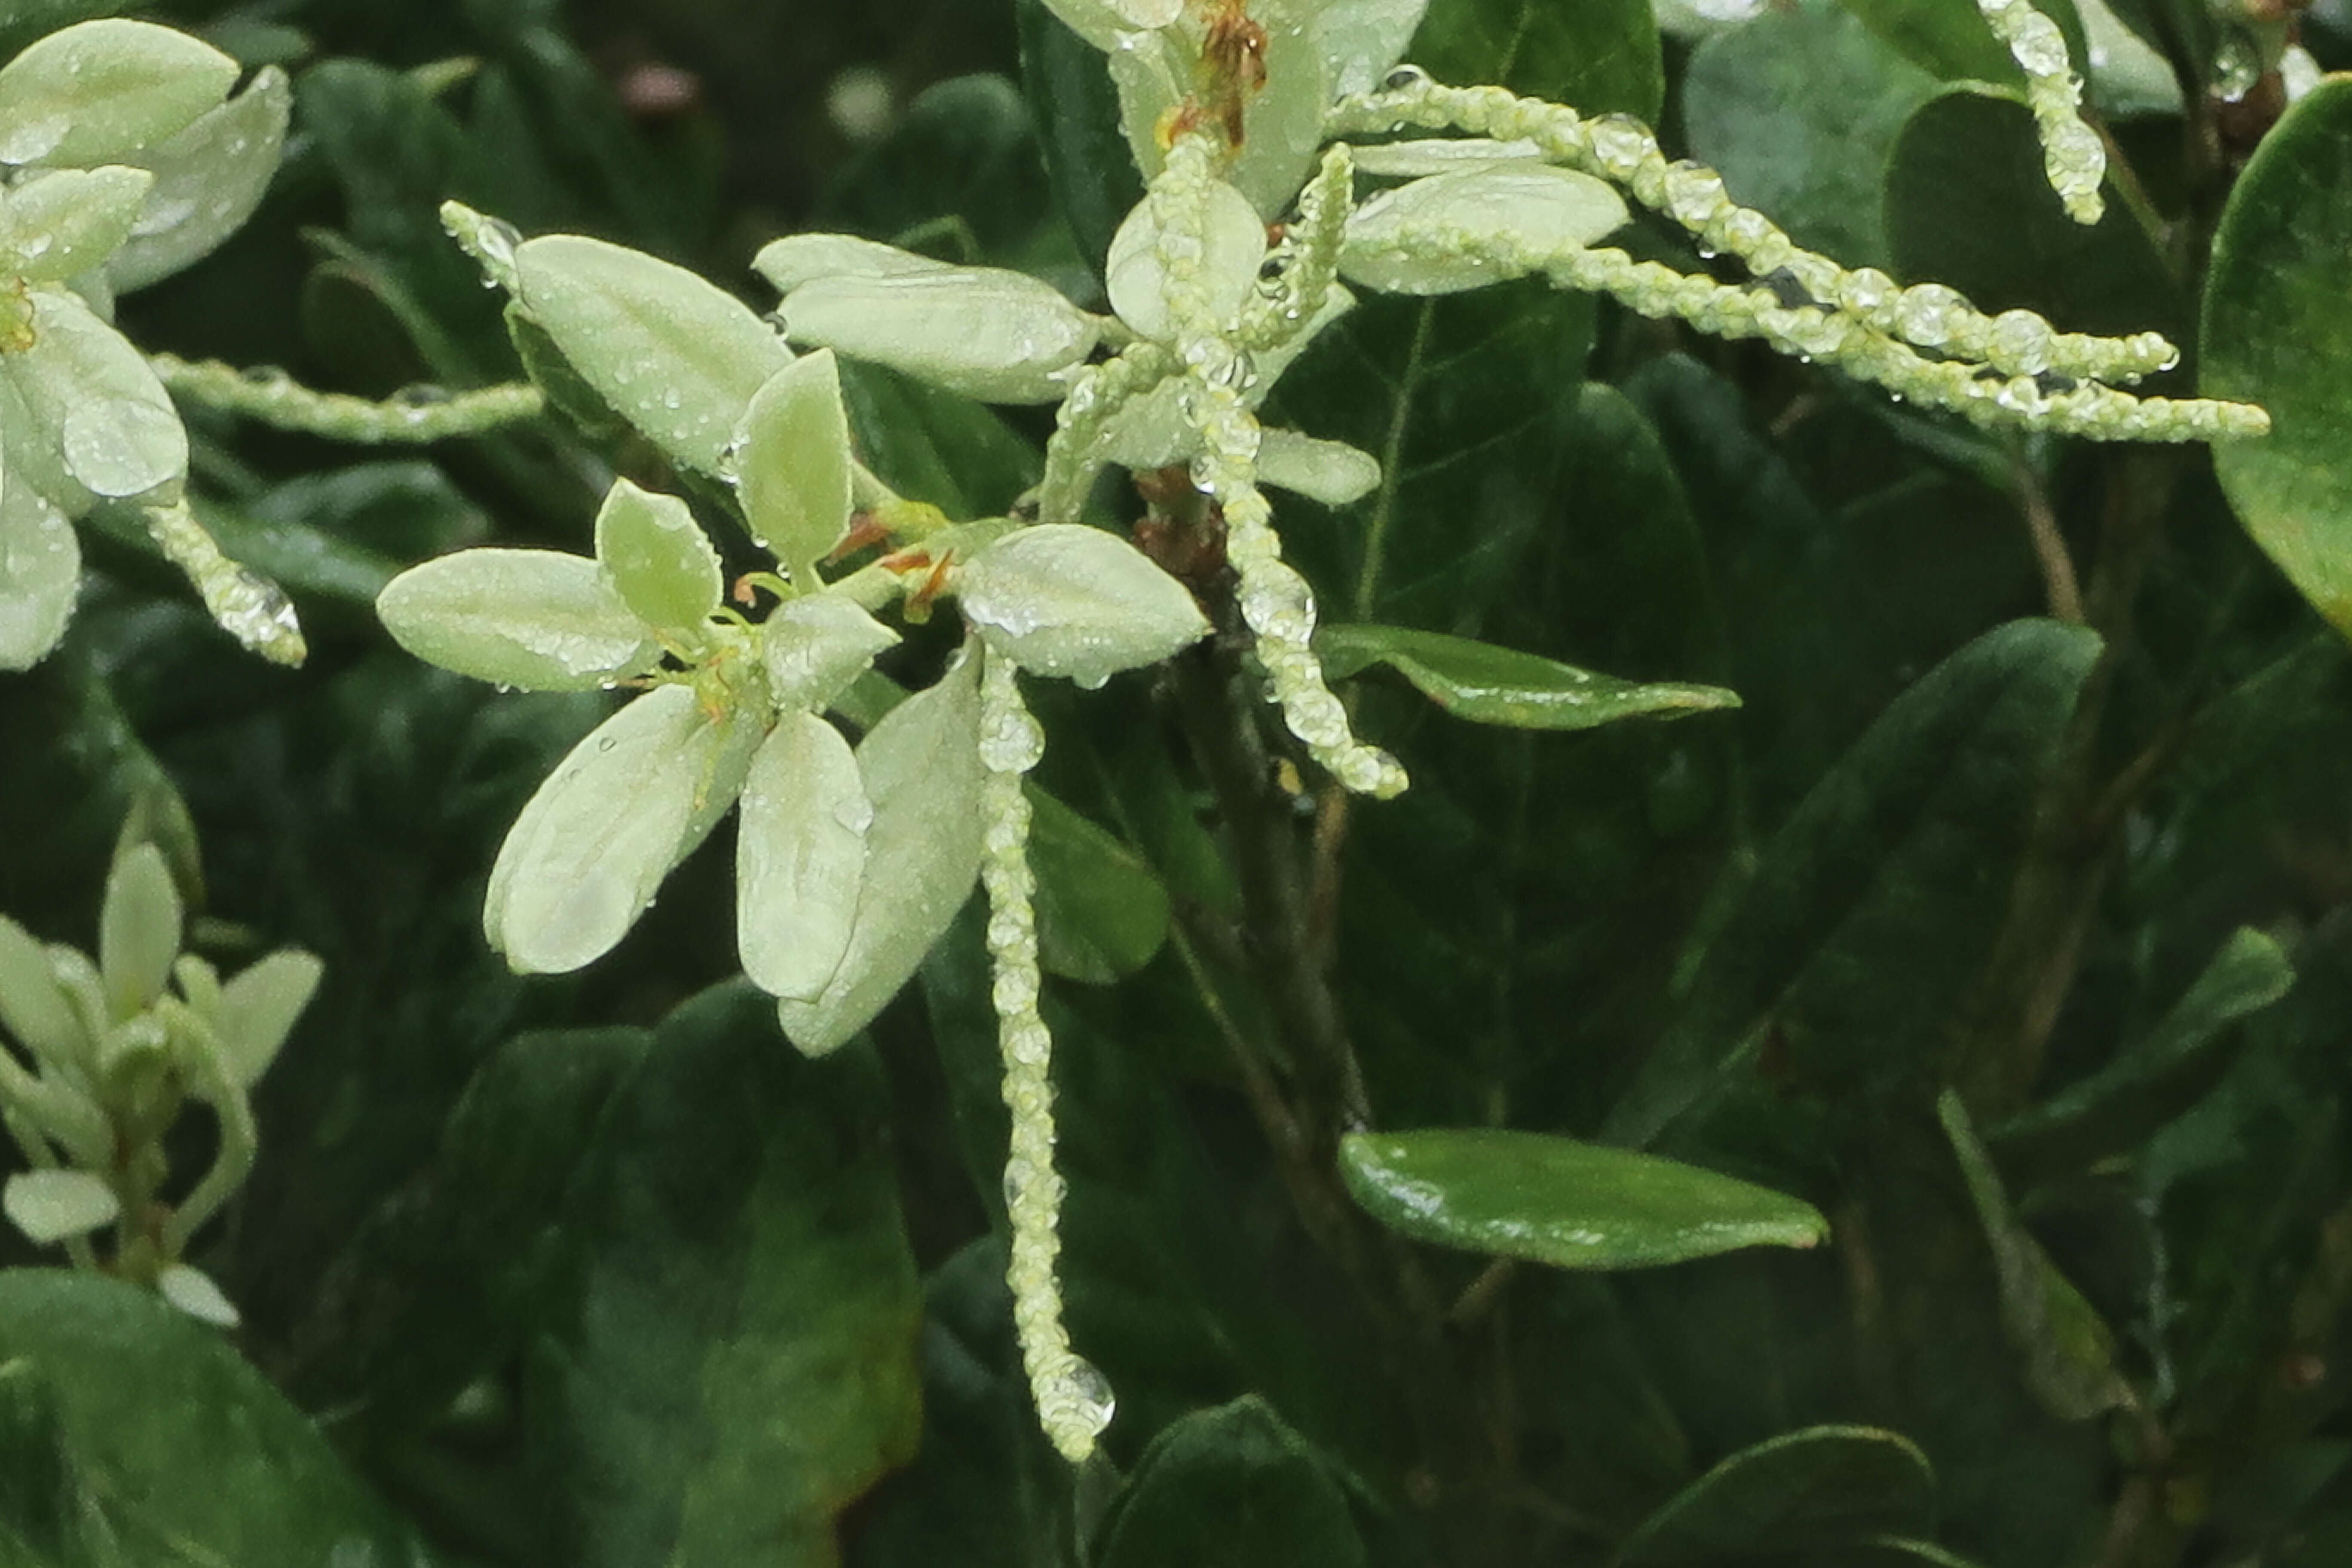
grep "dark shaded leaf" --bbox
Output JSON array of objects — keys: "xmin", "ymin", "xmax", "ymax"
[
  {"xmin": 1319, "ymin": 622, "xmax": 1738, "ymax": 730},
  {"xmin": 1341, "ymin": 1128, "xmax": 1828, "ymax": 1270},
  {"xmin": 1093, "ymin": 1396, "xmax": 1367, "ymax": 1568},
  {"xmin": 1030, "ymin": 785, "xmax": 1169, "ymax": 984},
  {"xmin": 1614, "ymin": 1424, "xmax": 1935, "ymax": 1565}
]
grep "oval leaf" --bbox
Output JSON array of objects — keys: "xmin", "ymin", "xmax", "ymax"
[
  {"xmin": 377, "ymin": 548, "xmax": 661, "ymax": 692},
  {"xmin": 2, "ymin": 1170, "xmax": 118, "ymax": 1244},
  {"xmin": 98, "ymin": 840, "xmax": 180, "ymax": 1020},
  {"xmin": 514, "ymin": 231, "xmax": 792, "ymax": 475},
  {"xmin": 1615, "ymin": 1425, "xmax": 1937, "ymax": 1564},
  {"xmin": 0, "ymin": 165, "xmax": 153, "ymax": 285},
  {"xmin": 108, "ymin": 65, "xmax": 291, "ymax": 294},
  {"xmin": 0, "ymin": 20, "xmax": 236, "ymax": 167},
  {"xmin": 1339, "ymin": 1127, "xmax": 1828, "ymax": 1269},
  {"xmin": 752, "ymin": 232, "xmax": 954, "ymax": 295},
  {"xmin": 484, "ymin": 684, "xmax": 755, "ymax": 975},
  {"xmin": 1105, "ymin": 175, "xmax": 1267, "ymax": 342},
  {"xmin": 761, "ymin": 594, "xmax": 900, "ymax": 711},
  {"xmin": 0, "ymin": 915, "xmax": 80, "ymax": 1069},
  {"xmin": 778, "ymin": 651, "xmax": 985, "ymax": 1056},
  {"xmin": 733, "ymin": 349, "xmax": 853, "ymax": 580},
  {"xmin": 8, "ymin": 287, "xmax": 185, "ymax": 508},
  {"xmin": 213, "ymin": 948, "xmax": 322, "ymax": 1088},
  {"xmin": 2204, "ymin": 78, "xmax": 2352, "ymax": 634},
  {"xmin": 958, "ymin": 524, "xmax": 1208, "ymax": 687},
  {"xmin": 593, "ymin": 479, "xmax": 721, "ymax": 638},
  {"xmin": 738, "ymin": 711, "xmax": 871, "ymax": 1002},
  {"xmin": 1341, "ymin": 165, "xmax": 1629, "ymax": 296},
  {"xmin": 778, "ymin": 269, "xmax": 1098, "ymax": 405},
  {"xmin": 0, "ymin": 463, "xmax": 75, "ymax": 670},
  {"xmin": 1318, "ymin": 623, "xmax": 1739, "ymax": 729}
]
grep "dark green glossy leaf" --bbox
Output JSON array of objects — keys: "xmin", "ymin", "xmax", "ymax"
[
  {"xmin": 1029, "ymin": 785, "xmax": 1169, "ymax": 984},
  {"xmin": 1836, "ymin": 0, "xmax": 2085, "ymax": 85},
  {"xmin": 526, "ymin": 980, "xmax": 922, "ymax": 1568},
  {"xmin": 1318, "ymin": 622, "xmax": 1738, "ymax": 731},
  {"xmin": 1093, "ymin": 1396, "xmax": 1367, "ymax": 1568},
  {"xmin": 1614, "ymin": 1424, "xmax": 1935, "ymax": 1565},
  {"xmin": 1340, "ymin": 1128, "xmax": 1828, "ymax": 1269},
  {"xmin": 1605, "ymin": 619, "xmax": 2101, "ymax": 1147},
  {"xmin": 840, "ymin": 360, "xmax": 1042, "ymax": 522},
  {"xmin": 1412, "ymin": 0, "xmax": 1664, "ymax": 122},
  {"xmin": 1887, "ymin": 86, "xmax": 2185, "ymax": 344},
  {"xmin": 0, "ymin": 1269, "xmax": 437, "ymax": 1561},
  {"xmin": 2204, "ymin": 78, "xmax": 2352, "ymax": 634},
  {"xmin": 1684, "ymin": 2, "xmax": 1937, "ymax": 268},
  {"xmin": 1017, "ymin": 0, "xmax": 1142, "ymax": 276},
  {"xmin": 288, "ymin": 1026, "xmax": 649, "ymax": 1432},
  {"xmin": 1937, "ymin": 1091, "xmax": 2132, "ymax": 1421},
  {"xmin": 0, "ymin": 1359, "xmax": 100, "ymax": 1568},
  {"xmin": 1991, "ymin": 927, "xmax": 2293, "ymax": 1177}
]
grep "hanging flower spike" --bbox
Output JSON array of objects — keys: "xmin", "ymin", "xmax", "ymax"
[
  {"xmin": 976, "ymin": 650, "xmax": 1115, "ymax": 1464},
  {"xmin": 1976, "ymin": 0, "xmax": 2107, "ymax": 227},
  {"xmin": 1142, "ymin": 129, "xmax": 1407, "ymax": 798},
  {"xmin": 1328, "ymin": 76, "xmax": 2268, "ymax": 444}
]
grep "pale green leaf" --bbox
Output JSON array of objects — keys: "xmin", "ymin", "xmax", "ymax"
[
  {"xmin": 213, "ymin": 949, "xmax": 322, "ymax": 1088},
  {"xmin": 734, "ymin": 349, "xmax": 853, "ymax": 581},
  {"xmin": 1105, "ymin": 175, "xmax": 1267, "ymax": 342},
  {"xmin": 5, "ymin": 286, "xmax": 184, "ymax": 509},
  {"xmin": 762, "ymin": 594, "xmax": 900, "ymax": 711},
  {"xmin": 957, "ymin": 523, "xmax": 1209, "ymax": 686},
  {"xmin": 0, "ymin": 165, "xmax": 152, "ymax": 284},
  {"xmin": 155, "ymin": 1264, "xmax": 238, "ymax": 1327},
  {"xmin": 1341, "ymin": 165, "xmax": 1629, "ymax": 295},
  {"xmin": 107, "ymin": 65, "xmax": 291, "ymax": 294},
  {"xmin": 737, "ymin": 711, "xmax": 870, "ymax": 1002},
  {"xmin": 0, "ymin": 20, "xmax": 236, "ymax": 167},
  {"xmin": 484, "ymin": 683, "xmax": 759, "ymax": 976},
  {"xmin": 98, "ymin": 841, "xmax": 178, "ymax": 1020},
  {"xmin": 0, "ymin": 915, "xmax": 80, "ymax": 1069},
  {"xmin": 1314, "ymin": 0, "xmax": 1430, "ymax": 98},
  {"xmin": 0, "ymin": 464, "xmax": 75, "ymax": 670},
  {"xmin": 514, "ymin": 231, "xmax": 793, "ymax": 475},
  {"xmin": 1256, "ymin": 429, "xmax": 1381, "ymax": 505},
  {"xmin": 1, "ymin": 1170, "xmax": 118, "ymax": 1244},
  {"xmin": 752, "ymin": 233, "xmax": 954, "ymax": 296},
  {"xmin": 1108, "ymin": 0, "xmax": 1333, "ymax": 217},
  {"xmin": 593, "ymin": 478, "xmax": 722, "ymax": 638},
  {"xmin": 778, "ymin": 650, "xmax": 985, "ymax": 1056},
  {"xmin": 778, "ymin": 269, "xmax": 1098, "ymax": 405},
  {"xmin": 376, "ymin": 548, "xmax": 662, "ymax": 692}
]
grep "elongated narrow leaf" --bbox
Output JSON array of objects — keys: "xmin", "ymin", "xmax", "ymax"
[
  {"xmin": 0, "ymin": 1270, "xmax": 436, "ymax": 1561},
  {"xmin": 377, "ymin": 548, "xmax": 660, "ymax": 692},
  {"xmin": 1320, "ymin": 623, "xmax": 1739, "ymax": 730},
  {"xmin": 483, "ymin": 684, "xmax": 757, "ymax": 975},
  {"xmin": 778, "ymin": 651, "xmax": 986, "ymax": 1055},
  {"xmin": 738, "ymin": 711, "xmax": 870, "ymax": 1002},
  {"xmin": 108, "ymin": 65, "xmax": 291, "ymax": 294},
  {"xmin": 734, "ymin": 349, "xmax": 854, "ymax": 581},
  {"xmin": 1093, "ymin": 1397, "xmax": 1369, "ymax": 1568},
  {"xmin": 2204, "ymin": 79, "xmax": 2352, "ymax": 634},
  {"xmin": 1603, "ymin": 619, "xmax": 2101, "ymax": 1147},
  {"xmin": 213, "ymin": 949, "xmax": 323, "ymax": 1087},
  {"xmin": 0, "ymin": 20, "xmax": 236, "ymax": 167},
  {"xmin": 531, "ymin": 982, "xmax": 921, "ymax": 1567},
  {"xmin": 1991, "ymin": 928, "xmax": 2293, "ymax": 1175},
  {"xmin": 0, "ymin": 916, "xmax": 79, "ymax": 1067},
  {"xmin": 514, "ymin": 232, "xmax": 792, "ymax": 475},
  {"xmin": 592, "ymin": 479, "xmax": 721, "ymax": 638},
  {"xmin": 1341, "ymin": 1128, "xmax": 1827, "ymax": 1269},
  {"xmin": 1939, "ymin": 1090, "xmax": 2131, "ymax": 1421},
  {"xmin": 1615, "ymin": 1425, "xmax": 1936, "ymax": 1564}
]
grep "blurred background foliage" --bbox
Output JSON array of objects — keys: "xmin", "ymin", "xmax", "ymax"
[{"xmin": 6, "ymin": 1, "xmax": 2352, "ymax": 1566}]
